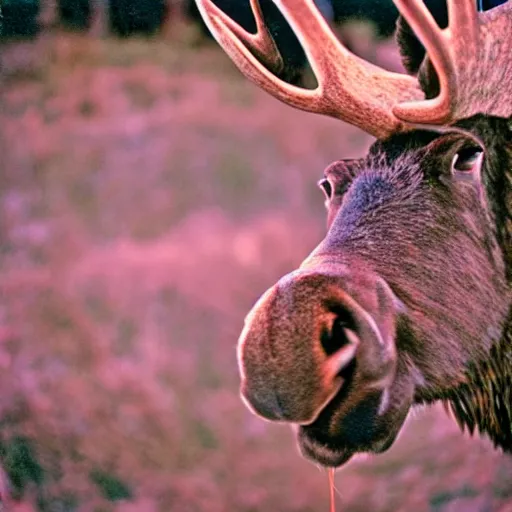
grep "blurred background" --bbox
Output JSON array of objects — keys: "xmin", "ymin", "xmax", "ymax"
[{"xmin": 1, "ymin": 1, "xmax": 511, "ymax": 511}]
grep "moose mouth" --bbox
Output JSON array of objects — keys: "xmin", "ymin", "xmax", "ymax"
[{"xmin": 295, "ymin": 360, "xmax": 397, "ymax": 467}]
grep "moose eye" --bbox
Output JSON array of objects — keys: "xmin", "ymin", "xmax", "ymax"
[
  {"xmin": 451, "ymin": 147, "xmax": 484, "ymax": 179},
  {"xmin": 318, "ymin": 178, "xmax": 333, "ymax": 200}
]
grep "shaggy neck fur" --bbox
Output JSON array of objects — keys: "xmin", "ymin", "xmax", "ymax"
[{"xmin": 445, "ymin": 316, "xmax": 512, "ymax": 450}]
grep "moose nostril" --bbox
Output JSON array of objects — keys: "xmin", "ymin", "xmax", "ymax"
[{"xmin": 320, "ymin": 309, "xmax": 356, "ymax": 356}]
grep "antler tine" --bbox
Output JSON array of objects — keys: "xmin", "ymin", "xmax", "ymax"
[
  {"xmin": 197, "ymin": 0, "xmax": 284, "ymax": 74},
  {"xmin": 446, "ymin": 0, "xmax": 478, "ymax": 34},
  {"xmin": 392, "ymin": 0, "xmax": 508, "ymax": 125},
  {"xmin": 196, "ymin": 0, "xmax": 423, "ymax": 139}
]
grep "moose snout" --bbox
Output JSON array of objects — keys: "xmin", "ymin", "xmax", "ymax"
[{"xmin": 237, "ymin": 264, "xmax": 400, "ymax": 425}]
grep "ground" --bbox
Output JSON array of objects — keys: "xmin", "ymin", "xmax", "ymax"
[{"xmin": 1, "ymin": 27, "xmax": 511, "ymax": 512}]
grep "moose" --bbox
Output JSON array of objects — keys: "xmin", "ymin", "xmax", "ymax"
[{"xmin": 195, "ymin": 0, "xmax": 512, "ymax": 467}]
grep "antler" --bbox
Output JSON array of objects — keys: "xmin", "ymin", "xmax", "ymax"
[
  {"xmin": 196, "ymin": 0, "xmax": 285, "ymax": 76},
  {"xmin": 393, "ymin": 0, "xmax": 512, "ymax": 124},
  {"xmin": 195, "ymin": 0, "xmax": 512, "ymax": 139},
  {"xmin": 195, "ymin": 0, "xmax": 423, "ymax": 139}
]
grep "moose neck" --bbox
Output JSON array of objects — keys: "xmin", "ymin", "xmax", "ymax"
[{"xmin": 445, "ymin": 311, "xmax": 512, "ymax": 451}]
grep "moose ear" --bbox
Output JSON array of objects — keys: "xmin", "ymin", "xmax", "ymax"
[
  {"xmin": 395, "ymin": 14, "xmax": 427, "ymax": 75},
  {"xmin": 395, "ymin": 1, "xmax": 448, "ymax": 74},
  {"xmin": 395, "ymin": 1, "xmax": 448, "ymax": 100}
]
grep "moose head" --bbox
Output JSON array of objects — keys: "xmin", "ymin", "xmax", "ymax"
[{"xmin": 195, "ymin": 0, "xmax": 512, "ymax": 467}]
